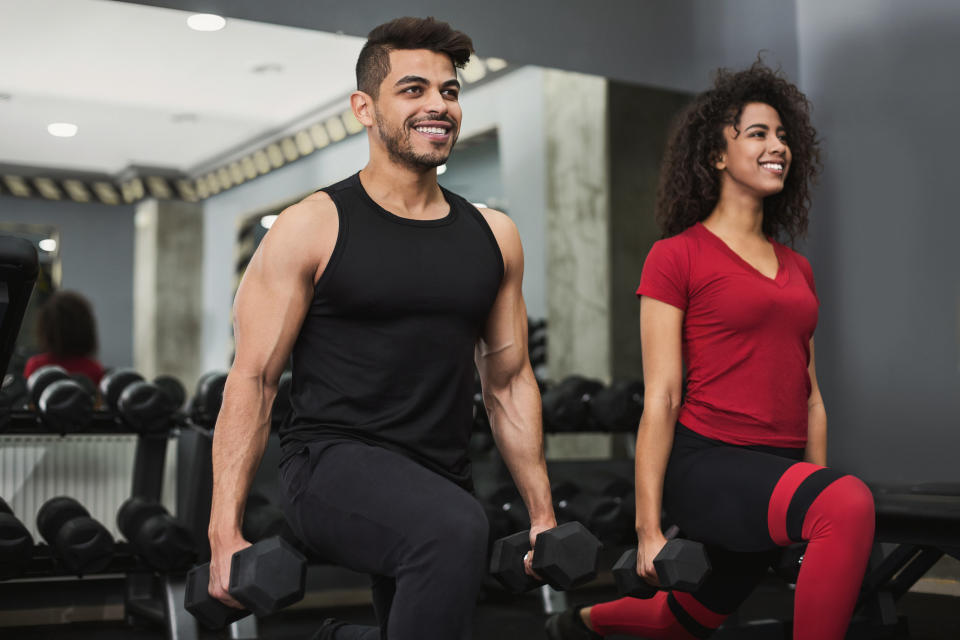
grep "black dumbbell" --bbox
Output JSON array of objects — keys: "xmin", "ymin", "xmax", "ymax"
[
  {"xmin": 589, "ymin": 379, "xmax": 644, "ymax": 432},
  {"xmin": 117, "ymin": 497, "xmax": 196, "ymax": 573},
  {"xmin": 0, "ymin": 496, "xmax": 34, "ymax": 580},
  {"xmin": 612, "ymin": 529, "xmax": 711, "ymax": 598},
  {"xmin": 26, "ymin": 366, "xmax": 95, "ymax": 433},
  {"xmin": 37, "ymin": 496, "xmax": 115, "ymax": 575},
  {"xmin": 184, "ymin": 536, "xmax": 307, "ymax": 629},
  {"xmin": 154, "ymin": 375, "xmax": 187, "ymax": 412},
  {"xmin": 190, "ymin": 371, "xmax": 227, "ymax": 428},
  {"xmin": 100, "ymin": 369, "xmax": 176, "ymax": 434},
  {"xmin": 541, "ymin": 375, "xmax": 604, "ymax": 432},
  {"xmin": 490, "ymin": 521, "xmax": 603, "ymax": 593},
  {"xmin": 772, "ymin": 543, "xmax": 806, "ymax": 585}
]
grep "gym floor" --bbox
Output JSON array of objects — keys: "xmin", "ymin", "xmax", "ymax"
[{"xmin": 5, "ymin": 575, "xmax": 959, "ymax": 639}]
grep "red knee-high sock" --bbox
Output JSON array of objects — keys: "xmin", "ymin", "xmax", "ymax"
[
  {"xmin": 589, "ymin": 591, "xmax": 727, "ymax": 639},
  {"xmin": 768, "ymin": 465, "xmax": 875, "ymax": 640}
]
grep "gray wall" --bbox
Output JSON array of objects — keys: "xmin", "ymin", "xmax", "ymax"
[
  {"xmin": 121, "ymin": 0, "xmax": 798, "ymax": 93},
  {"xmin": 796, "ymin": 0, "xmax": 960, "ymax": 484},
  {"xmin": 0, "ymin": 196, "xmax": 135, "ymax": 369}
]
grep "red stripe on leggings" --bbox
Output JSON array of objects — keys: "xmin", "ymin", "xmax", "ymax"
[
  {"xmin": 672, "ymin": 591, "xmax": 727, "ymax": 629},
  {"xmin": 767, "ymin": 462, "xmax": 823, "ymax": 545}
]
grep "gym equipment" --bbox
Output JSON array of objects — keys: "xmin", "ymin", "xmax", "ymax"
[
  {"xmin": 0, "ymin": 236, "xmax": 39, "ymax": 376},
  {"xmin": 190, "ymin": 371, "xmax": 227, "ymax": 428},
  {"xmin": 117, "ymin": 496, "xmax": 196, "ymax": 573},
  {"xmin": 612, "ymin": 527, "xmax": 711, "ymax": 598},
  {"xmin": 0, "ymin": 496, "xmax": 34, "ymax": 580},
  {"xmin": 154, "ymin": 374, "xmax": 187, "ymax": 411},
  {"xmin": 36, "ymin": 496, "xmax": 115, "ymax": 575},
  {"xmin": 489, "ymin": 521, "xmax": 602, "ymax": 593},
  {"xmin": 100, "ymin": 368, "xmax": 175, "ymax": 434},
  {"xmin": 552, "ymin": 481, "xmax": 631, "ymax": 544},
  {"xmin": 26, "ymin": 365, "xmax": 95, "ymax": 433},
  {"xmin": 184, "ymin": 536, "xmax": 307, "ymax": 629},
  {"xmin": 542, "ymin": 375, "xmax": 604, "ymax": 432},
  {"xmin": 589, "ymin": 379, "xmax": 644, "ymax": 432}
]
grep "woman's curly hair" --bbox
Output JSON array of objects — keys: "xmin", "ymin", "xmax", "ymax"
[{"xmin": 655, "ymin": 60, "xmax": 821, "ymax": 244}]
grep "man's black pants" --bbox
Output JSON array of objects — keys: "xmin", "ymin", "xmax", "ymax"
[{"xmin": 278, "ymin": 440, "xmax": 489, "ymax": 640}]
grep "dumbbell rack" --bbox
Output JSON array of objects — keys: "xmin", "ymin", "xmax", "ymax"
[{"xmin": 0, "ymin": 411, "xmax": 203, "ymax": 640}]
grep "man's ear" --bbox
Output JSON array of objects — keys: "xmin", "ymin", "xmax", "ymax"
[{"xmin": 351, "ymin": 91, "xmax": 375, "ymax": 128}]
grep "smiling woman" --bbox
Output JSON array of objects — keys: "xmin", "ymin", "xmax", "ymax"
[{"xmin": 655, "ymin": 60, "xmax": 820, "ymax": 245}]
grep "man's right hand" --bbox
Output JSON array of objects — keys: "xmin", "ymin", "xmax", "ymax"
[
  {"xmin": 208, "ymin": 533, "xmax": 252, "ymax": 609},
  {"xmin": 636, "ymin": 530, "xmax": 668, "ymax": 585}
]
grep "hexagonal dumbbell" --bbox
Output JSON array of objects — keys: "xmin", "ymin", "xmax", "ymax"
[
  {"xmin": 612, "ymin": 537, "xmax": 711, "ymax": 598},
  {"xmin": 183, "ymin": 536, "xmax": 307, "ymax": 629},
  {"xmin": 489, "ymin": 521, "xmax": 602, "ymax": 593}
]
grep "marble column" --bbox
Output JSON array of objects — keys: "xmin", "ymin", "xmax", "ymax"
[
  {"xmin": 544, "ymin": 70, "xmax": 611, "ymax": 381},
  {"xmin": 544, "ymin": 71, "xmax": 691, "ymax": 383},
  {"xmin": 134, "ymin": 199, "xmax": 204, "ymax": 388}
]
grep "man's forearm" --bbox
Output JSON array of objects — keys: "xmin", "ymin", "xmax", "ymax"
[
  {"xmin": 208, "ymin": 373, "xmax": 277, "ymax": 542},
  {"xmin": 486, "ymin": 369, "xmax": 555, "ymax": 527}
]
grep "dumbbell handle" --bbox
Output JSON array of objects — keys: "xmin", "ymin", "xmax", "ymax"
[{"xmin": 184, "ymin": 562, "xmax": 249, "ymax": 629}]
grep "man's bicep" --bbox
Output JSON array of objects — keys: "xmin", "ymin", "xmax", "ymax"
[
  {"xmin": 476, "ymin": 210, "xmax": 528, "ymax": 380},
  {"xmin": 231, "ymin": 222, "xmax": 317, "ymax": 383}
]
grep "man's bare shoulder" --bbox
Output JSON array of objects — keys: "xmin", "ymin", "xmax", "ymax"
[
  {"xmin": 256, "ymin": 191, "xmax": 339, "ymax": 277},
  {"xmin": 477, "ymin": 207, "xmax": 521, "ymax": 255}
]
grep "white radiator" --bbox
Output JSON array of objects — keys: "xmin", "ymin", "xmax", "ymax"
[{"xmin": 0, "ymin": 435, "xmax": 178, "ymax": 541}]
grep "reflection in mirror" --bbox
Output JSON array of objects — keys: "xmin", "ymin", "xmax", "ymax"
[{"xmin": 0, "ymin": 223, "xmax": 61, "ymax": 374}]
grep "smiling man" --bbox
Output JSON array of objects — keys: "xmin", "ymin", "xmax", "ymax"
[{"xmin": 205, "ymin": 17, "xmax": 556, "ymax": 640}]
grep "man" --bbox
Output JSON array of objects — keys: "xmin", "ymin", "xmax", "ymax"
[{"xmin": 206, "ymin": 17, "xmax": 557, "ymax": 640}]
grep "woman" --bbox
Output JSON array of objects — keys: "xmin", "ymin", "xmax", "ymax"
[
  {"xmin": 23, "ymin": 290, "xmax": 105, "ymax": 386},
  {"xmin": 547, "ymin": 62, "xmax": 875, "ymax": 640}
]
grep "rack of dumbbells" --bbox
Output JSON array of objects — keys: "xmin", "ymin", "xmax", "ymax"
[{"xmin": 0, "ymin": 364, "xmax": 201, "ymax": 639}]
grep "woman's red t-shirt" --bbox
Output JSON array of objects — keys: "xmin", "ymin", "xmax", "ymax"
[{"xmin": 636, "ymin": 222, "xmax": 819, "ymax": 448}]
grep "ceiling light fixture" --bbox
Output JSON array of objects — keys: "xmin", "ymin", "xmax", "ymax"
[
  {"xmin": 187, "ymin": 13, "xmax": 226, "ymax": 32},
  {"xmin": 47, "ymin": 122, "xmax": 78, "ymax": 137},
  {"xmin": 437, "ymin": 164, "xmax": 447, "ymax": 175},
  {"xmin": 260, "ymin": 215, "xmax": 278, "ymax": 229},
  {"xmin": 39, "ymin": 239, "xmax": 57, "ymax": 252}
]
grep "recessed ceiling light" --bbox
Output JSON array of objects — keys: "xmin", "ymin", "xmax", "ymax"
[
  {"xmin": 260, "ymin": 214, "xmax": 278, "ymax": 229},
  {"xmin": 187, "ymin": 13, "xmax": 226, "ymax": 32},
  {"xmin": 437, "ymin": 164, "xmax": 447, "ymax": 175},
  {"xmin": 48, "ymin": 122, "xmax": 78, "ymax": 137},
  {"xmin": 39, "ymin": 238, "xmax": 57, "ymax": 252}
]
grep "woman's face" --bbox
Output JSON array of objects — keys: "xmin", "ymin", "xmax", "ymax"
[{"xmin": 716, "ymin": 102, "xmax": 791, "ymax": 200}]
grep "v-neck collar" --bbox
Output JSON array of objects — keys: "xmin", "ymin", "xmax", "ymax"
[{"xmin": 696, "ymin": 222, "xmax": 789, "ymax": 287}]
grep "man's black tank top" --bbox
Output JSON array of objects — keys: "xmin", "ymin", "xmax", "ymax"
[{"xmin": 278, "ymin": 173, "xmax": 504, "ymax": 489}]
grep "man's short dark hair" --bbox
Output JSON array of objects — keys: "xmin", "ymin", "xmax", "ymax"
[{"xmin": 356, "ymin": 17, "xmax": 474, "ymax": 98}]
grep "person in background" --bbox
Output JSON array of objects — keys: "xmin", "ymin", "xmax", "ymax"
[{"xmin": 23, "ymin": 290, "xmax": 104, "ymax": 385}]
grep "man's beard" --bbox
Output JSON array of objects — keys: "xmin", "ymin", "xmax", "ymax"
[{"xmin": 376, "ymin": 112, "xmax": 457, "ymax": 171}]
